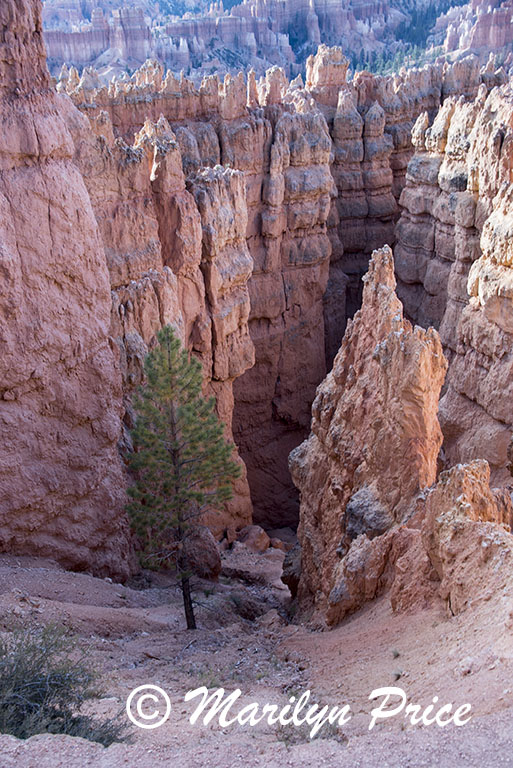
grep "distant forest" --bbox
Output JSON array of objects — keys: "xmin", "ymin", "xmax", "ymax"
[{"xmin": 351, "ymin": 0, "xmax": 468, "ymax": 75}]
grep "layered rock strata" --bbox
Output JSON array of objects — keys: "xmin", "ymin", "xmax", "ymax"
[
  {"xmin": 290, "ymin": 246, "xmax": 447, "ymax": 620},
  {"xmin": 68, "ymin": 109, "xmax": 255, "ymax": 534},
  {"xmin": 304, "ymin": 46, "xmax": 503, "ymax": 359},
  {"xmin": 396, "ymin": 83, "xmax": 513, "ymax": 484},
  {"xmin": 62, "ymin": 60, "xmax": 338, "ymax": 527},
  {"xmin": 57, "ymin": 47, "xmax": 506, "ymax": 526}
]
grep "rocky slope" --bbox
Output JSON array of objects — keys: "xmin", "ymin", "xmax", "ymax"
[{"xmin": 3, "ymin": 545, "xmax": 513, "ymax": 766}]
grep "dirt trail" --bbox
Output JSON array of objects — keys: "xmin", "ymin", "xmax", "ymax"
[{"xmin": 0, "ymin": 551, "xmax": 512, "ymax": 767}]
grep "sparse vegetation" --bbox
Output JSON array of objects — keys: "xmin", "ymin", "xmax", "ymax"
[{"xmin": 0, "ymin": 625, "xmax": 126, "ymax": 745}]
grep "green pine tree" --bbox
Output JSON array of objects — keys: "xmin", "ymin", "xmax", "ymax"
[{"xmin": 126, "ymin": 325, "xmax": 241, "ymax": 630}]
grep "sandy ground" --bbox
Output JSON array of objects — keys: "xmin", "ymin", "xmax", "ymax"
[{"xmin": 0, "ymin": 549, "xmax": 512, "ymax": 768}]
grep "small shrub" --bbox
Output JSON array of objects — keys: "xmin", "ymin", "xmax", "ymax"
[{"xmin": 0, "ymin": 624, "xmax": 127, "ymax": 745}]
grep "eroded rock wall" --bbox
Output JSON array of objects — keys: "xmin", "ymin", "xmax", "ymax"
[
  {"xmin": 62, "ymin": 62, "xmax": 337, "ymax": 527},
  {"xmin": 58, "ymin": 47, "xmax": 507, "ymax": 528},
  {"xmin": 68, "ymin": 108, "xmax": 255, "ymax": 534},
  {"xmin": 305, "ymin": 46, "xmax": 500, "ymax": 361},
  {"xmin": 291, "ymin": 244, "xmax": 513, "ymax": 628},
  {"xmin": 396, "ymin": 83, "xmax": 513, "ymax": 484},
  {"xmin": 434, "ymin": 0, "xmax": 513, "ymax": 63},
  {"xmin": 0, "ymin": 0, "xmax": 132, "ymax": 578}
]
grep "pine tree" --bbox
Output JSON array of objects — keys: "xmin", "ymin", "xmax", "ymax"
[{"xmin": 126, "ymin": 325, "xmax": 241, "ymax": 630}]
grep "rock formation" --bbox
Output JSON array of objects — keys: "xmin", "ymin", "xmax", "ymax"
[
  {"xmin": 0, "ymin": 0, "xmax": 132, "ymax": 578},
  {"xmin": 54, "ymin": 46, "xmax": 507, "ymax": 529},
  {"xmin": 41, "ymin": 0, "xmax": 407, "ymax": 80},
  {"xmin": 396, "ymin": 82, "xmax": 513, "ymax": 484},
  {"xmin": 290, "ymin": 246, "xmax": 447, "ymax": 622},
  {"xmin": 0, "ymin": 0, "xmax": 258, "ymax": 577},
  {"xmin": 291, "ymin": 245, "xmax": 513, "ymax": 628},
  {"xmin": 431, "ymin": 0, "xmax": 513, "ymax": 64},
  {"xmin": 61, "ymin": 59, "xmax": 339, "ymax": 527},
  {"xmin": 67, "ymin": 108, "xmax": 255, "ymax": 535},
  {"xmin": 3, "ymin": 0, "xmax": 513, "ymax": 600},
  {"xmin": 313, "ymin": 458, "xmax": 513, "ymax": 625},
  {"xmin": 304, "ymin": 47, "xmax": 501, "ymax": 361}
]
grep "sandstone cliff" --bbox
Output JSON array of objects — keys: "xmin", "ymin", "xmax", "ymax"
[
  {"xmin": 42, "ymin": 0, "xmax": 406, "ymax": 81},
  {"xmin": 304, "ymin": 47, "xmax": 501, "ymax": 362},
  {"xmin": 396, "ymin": 83, "xmax": 513, "ymax": 485},
  {"xmin": 0, "ymin": 0, "xmax": 131, "ymax": 578},
  {"xmin": 68, "ymin": 108, "xmax": 255, "ymax": 535},
  {"xmin": 4, "ymin": 1, "xmax": 513, "ymax": 588},
  {"xmin": 0, "ymin": 0, "xmax": 259, "ymax": 578},
  {"xmin": 56, "ymin": 46, "xmax": 507, "ymax": 528},
  {"xmin": 62, "ymin": 60, "xmax": 338, "ymax": 527}
]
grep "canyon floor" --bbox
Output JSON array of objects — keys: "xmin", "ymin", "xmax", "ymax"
[{"xmin": 0, "ymin": 549, "xmax": 512, "ymax": 767}]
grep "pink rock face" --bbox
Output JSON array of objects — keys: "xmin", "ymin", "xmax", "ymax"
[
  {"xmin": 305, "ymin": 47, "xmax": 491, "ymax": 366},
  {"xmin": 68, "ymin": 109, "xmax": 255, "ymax": 536},
  {"xmin": 436, "ymin": 0, "xmax": 513, "ymax": 63},
  {"xmin": 63, "ymin": 58, "xmax": 339, "ymax": 528},
  {"xmin": 290, "ymin": 246, "xmax": 447, "ymax": 623},
  {"xmin": 396, "ymin": 82, "xmax": 513, "ymax": 484},
  {"xmin": 58, "ymin": 46, "xmax": 500, "ymax": 531},
  {"xmin": 0, "ymin": 0, "xmax": 132, "ymax": 578},
  {"xmin": 315, "ymin": 459, "xmax": 513, "ymax": 625},
  {"xmin": 421, "ymin": 459, "xmax": 513, "ymax": 615}
]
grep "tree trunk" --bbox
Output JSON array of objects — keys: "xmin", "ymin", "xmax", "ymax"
[{"xmin": 181, "ymin": 572, "xmax": 196, "ymax": 630}]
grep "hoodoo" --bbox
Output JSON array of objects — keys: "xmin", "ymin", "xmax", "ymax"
[{"xmin": 1, "ymin": 3, "xmax": 513, "ymax": 764}]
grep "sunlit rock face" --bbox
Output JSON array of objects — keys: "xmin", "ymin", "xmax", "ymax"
[
  {"xmin": 396, "ymin": 83, "xmax": 513, "ymax": 485},
  {"xmin": 0, "ymin": 1, "xmax": 257, "ymax": 579},
  {"xmin": 432, "ymin": 0, "xmax": 513, "ymax": 65},
  {"xmin": 2, "ymin": 0, "xmax": 511, "ymax": 584},
  {"xmin": 290, "ymin": 246, "xmax": 447, "ymax": 623}
]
